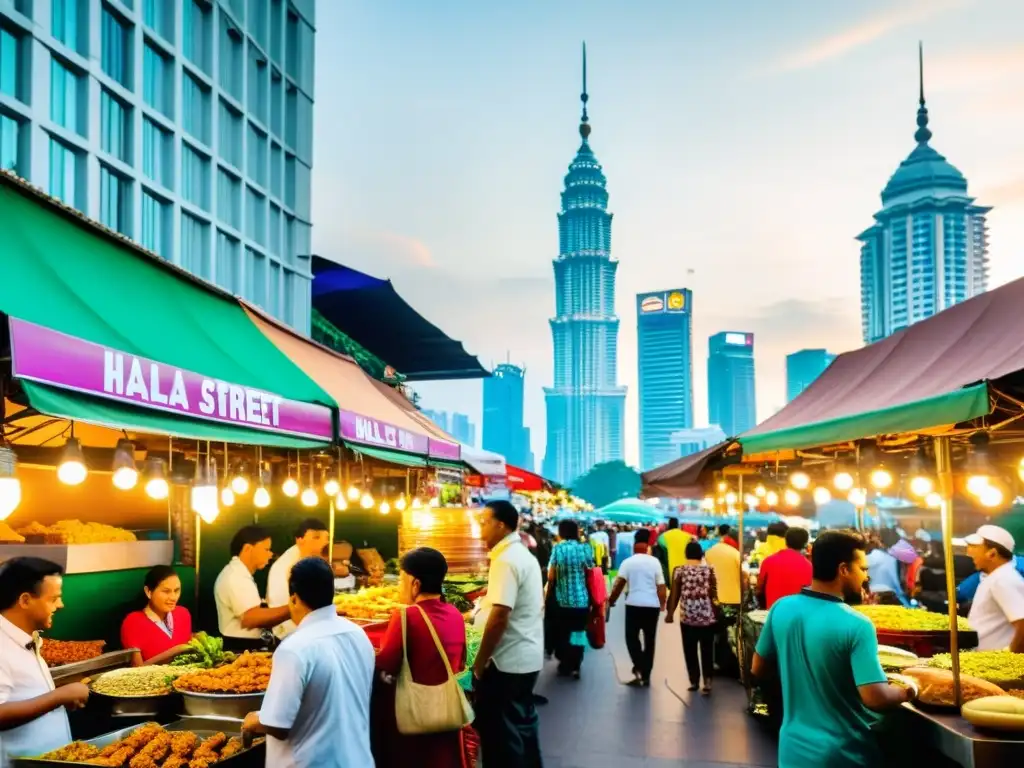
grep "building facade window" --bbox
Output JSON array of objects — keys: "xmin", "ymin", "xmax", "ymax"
[
  {"xmin": 246, "ymin": 122, "xmax": 266, "ymax": 186},
  {"xmin": 247, "ymin": 44, "xmax": 267, "ymax": 124},
  {"xmin": 48, "ymin": 136, "xmax": 80, "ymax": 206},
  {"xmin": 142, "ymin": 117, "xmax": 172, "ymax": 188},
  {"xmin": 268, "ymin": 203, "xmax": 280, "ymax": 255},
  {"xmin": 248, "ymin": 0, "xmax": 267, "ymax": 50},
  {"xmin": 182, "ymin": 0, "xmax": 211, "ymax": 73},
  {"xmin": 0, "ymin": 27, "xmax": 20, "ymax": 101},
  {"xmin": 101, "ymin": 8, "xmax": 131, "ymax": 88},
  {"xmin": 142, "ymin": 0, "xmax": 173, "ymax": 41},
  {"xmin": 180, "ymin": 211, "xmax": 211, "ymax": 279},
  {"xmin": 269, "ymin": 0, "xmax": 282, "ymax": 62},
  {"xmin": 182, "ymin": 71, "xmax": 211, "ymax": 144},
  {"xmin": 216, "ymin": 167, "xmax": 240, "ymax": 229},
  {"xmin": 143, "ymin": 43, "xmax": 172, "ymax": 117},
  {"xmin": 218, "ymin": 14, "xmax": 243, "ymax": 102},
  {"xmin": 99, "ymin": 164, "xmax": 131, "ymax": 235},
  {"xmin": 268, "ymin": 259, "xmax": 280, "ymax": 316},
  {"xmin": 245, "ymin": 186, "xmax": 265, "ymax": 244},
  {"xmin": 140, "ymin": 190, "xmax": 168, "ymax": 255},
  {"xmin": 269, "ymin": 68, "xmax": 282, "ymax": 138},
  {"xmin": 100, "ymin": 88, "xmax": 130, "ymax": 163},
  {"xmin": 49, "ymin": 58, "xmax": 83, "ymax": 135},
  {"xmin": 269, "ymin": 141, "xmax": 281, "ymax": 198},
  {"xmin": 0, "ymin": 113, "xmax": 18, "ymax": 172},
  {"xmin": 215, "ymin": 230, "xmax": 240, "ymax": 293},
  {"xmin": 181, "ymin": 143, "xmax": 210, "ymax": 209},
  {"xmin": 52, "ymin": 0, "xmax": 85, "ymax": 54},
  {"xmin": 246, "ymin": 246, "xmax": 266, "ymax": 306},
  {"xmin": 283, "ymin": 151, "xmax": 295, "ymax": 209},
  {"xmin": 218, "ymin": 98, "xmax": 242, "ymax": 169}
]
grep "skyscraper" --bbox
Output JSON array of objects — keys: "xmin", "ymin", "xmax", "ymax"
[
  {"xmin": 707, "ymin": 332, "xmax": 756, "ymax": 437},
  {"xmin": 0, "ymin": 0, "xmax": 316, "ymax": 332},
  {"xmin": 786, "ymin": 349, "xmax": 836, "ymax": 402},
  {"xmin": 637, "ymin": 289, "xmax": 694, "ymax": 471},
  {"xmin": 421, "ymin": 409, "xmax": 449, "ymax": 432},
  {"xmin": 543, "ymin": 45, "xmax": 626, "ymax": 486},
  {"xmin": 483, "ymin": 363, "xmax": 532, "ymax": 469},
  {"xmin": 858, "ymin": 45, "xmax": 990, "ymax": 345},
  {"xmin": 449, "ymin": 413, "xmax": 475, "ymax": 448}
]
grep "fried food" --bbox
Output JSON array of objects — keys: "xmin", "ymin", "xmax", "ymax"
[
  {"xmin": 92, "ymin": 666, "xmax": 193, "ymax": 697},
  {"xmin": 218, "ymin": 738, "xmax": 244, "ymax": 760},
  {"xmin": 40, "ymin": 741, "xmax": 101, "ymax": 761},
  {"xmin": 854, "ymin": 605, "xmax": 971, "ymax": 632},
  {"xmin": 41, "ymin": 723, "xmax": 253, "ymax": 766},
  {"xmin": 334, "ymin": 585, "xmax": 403, "ymax": 619},
  {"xmin": 129, "ymin": 731, "xmax": 172, "ymax": 767},
  {"xmin": 41, "ymin": 638, "xmax": 106, "ymax": 667},
  {"xmin": 175, "ymin": 652, "xmax": 272, "ymax": 694},
  {"xmin": 188, "ymin": 732, "xmax": 228, "ymax": 768},
  {"xmin": 16, "ymin": 519, "xmax": 136, "ymax": 544},
  {"xmin": 902, "ymin": 666, "xmax": 1006, "ymax": 706},
  {"xmin": 929, "ymin": 651, "xmax": 1024, "ymax": 685}
]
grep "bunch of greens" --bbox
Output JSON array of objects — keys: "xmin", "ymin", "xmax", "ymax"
[
  {"xmin": 443, "ymin": 583, "xmax": 474, "ymax": 613},
  {"xmin": 458, "ymin": 625, "xmax": 484, "ymax": 692},
  {"xmin": 170, "ymin": 633, "xmax": 236, "ymax": 668}
]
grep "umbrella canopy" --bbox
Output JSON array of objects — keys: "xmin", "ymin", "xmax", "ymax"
[{"xmin": 593, "ymin": 499, "xmax": 668, "ymax": 524}]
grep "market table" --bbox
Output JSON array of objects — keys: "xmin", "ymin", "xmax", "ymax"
[{"xmin": 892, "ymin": 704, "xmax": 1024, "ymax": 768}]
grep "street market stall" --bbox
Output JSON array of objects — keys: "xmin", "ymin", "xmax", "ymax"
[{"xmin": 642, "ymin": 273, "xmax": 1024, "ymax": 766}]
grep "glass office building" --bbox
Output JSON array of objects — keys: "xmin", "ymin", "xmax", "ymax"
[
  {"xmin": 707, "ymin": 331, "xmax": 756, "ymax": 437},
  {"xmin": 636, "ymin": 288, "xmax": 693, "ymax": 471},
  {"xmin": 0, "ymin": 0, "xmax": 316, "ymax": 331},
  {"xmin": 785, "ymin": 348, "xmax": 835, "ymax": 402},
  {"xmin": 483, "ymin": 363, "xmax": 532, "ymax": 470}
]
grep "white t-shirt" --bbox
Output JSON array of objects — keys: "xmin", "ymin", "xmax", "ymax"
[
  {"xmin": 267, "ymin": 545, "xmax": 302, "ymax": 639},
  {"xmin": 616, "ymin": 554, "xmax": 665, "ymax": 609},
  {"xmin": 969, "ymin": 560, "xmax": 1024, "ymax": 650},
  {"xmin": 214, "ymin": 557, "xmax": 263, "ymax": 640},
  {"xmin": 0, "ymin": 615, "xmax": 72, "ymax": 767},
  {"xmin": 260, "ymin": 606, "xmax": 375, "ymax": 768},
  {"xmin": 475, "ymin": 533, "xmax": 544, "ymax": 674}
]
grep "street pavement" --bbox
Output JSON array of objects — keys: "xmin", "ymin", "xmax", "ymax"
[{"xmin": 536, "ymin": 603, "xmax": 778, "ymax": 768}]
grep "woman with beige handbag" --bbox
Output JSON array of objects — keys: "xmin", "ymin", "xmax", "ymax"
[{"xmin": 373, "ymin": 548, "xmax": 473, "ymax": 767}]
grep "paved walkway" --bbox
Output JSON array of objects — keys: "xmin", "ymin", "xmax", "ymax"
[{"xmin": 536, "ymin": 604, "xmax": 778, "ymax": 768}]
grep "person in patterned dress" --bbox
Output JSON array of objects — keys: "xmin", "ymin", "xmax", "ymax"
[
  {"xmin": 546, "ymin": 520, "xmax": 595, "ymax": 679},
  {"xmin": 666, "ymin": 540, "xmax": 718, "ymax": 695}
]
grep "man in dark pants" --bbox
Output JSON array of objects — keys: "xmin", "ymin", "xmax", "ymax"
[
  {"xmin": 608, "ymin": 529, "xmax": 667, "ymax": 686},
  {"xmin": 473, "ymin": 501, "xmax": 545, "ymax": 768}
]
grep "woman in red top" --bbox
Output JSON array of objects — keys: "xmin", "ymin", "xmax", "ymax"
[
  {"xmin": 120, "ymin": 565, "xmax": 194, "ymax": 665},
  {"xmin": 373, "ymin": 548, "xmax": 467, "ymax": 768}
]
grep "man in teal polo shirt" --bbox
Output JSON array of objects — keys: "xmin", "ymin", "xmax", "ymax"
[{"xmin": 753, "ymin": 530, "xmax": 914, "ymax": 767}]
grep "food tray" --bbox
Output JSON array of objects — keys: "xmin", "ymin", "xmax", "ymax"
[
  {"xmin": 176, "ymin": 689, "xmax": 265, "ymax": 720},
  {"xmin": 11, "ymin": 717, "xmax": 263, "ymax": 767},
  {"xmin": 87, "ymin": 686, "xmax": 178, "ymax": 717},
  {"xmin": 50, "ymin": 649, "xmax": 138, "ymax": 686},
  {"xmin": 876, "ymin": 629, "xmax": 979, "ymax": 658}
]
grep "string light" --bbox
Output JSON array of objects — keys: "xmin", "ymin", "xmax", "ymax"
[
  {"xmin": 111, "ymin": 440, "xmax": 138, "ymax": 490},
  {"xmin": 361, "ymin": 492, "xmax": 374, "ymax": 509},
  {"xmin": 334, "ymin": 492, "xmax": 348, "ymax": 511},
  {"xmin": 725, "ymin": 491, "xmax": 738, "ymax": 505},
  {"xmin": 347, "ymin": 486, "xmax": 361, "ymax": 501},
  {"xmin": 783, "ymin": 489, "xmax": 800, "ymax": 507},
  {"xmin": 789, "ymin": 472, "xmax": 810, "ymax": 490},
  {"xmin": 380, "ymin": 500, "xmax": 391, "ymax": 515},
  {"xmin": 220, "ymin": 486, "xmax": 236, "ymax": 507},
  {"xmin": 909, "ymin": 475, "xmax": 933, "ymax": 497},
  {"xmin": 754, "ymin": 484, "xmax": 767, "ymax": 498},
  {"xmin": 57, "ymin": 436, "xmax": 88, "ymax": 486},
  {"xmin": 765, "ymin": 490, "xmax": 779, "ymax": 507},
  {"xmin": 833, "ymin": 471, "xmax": 854, "ymax": 491},
  {"xmin": 282, "ymin": 477, "xmax": 300, "ymax": 497},
  {"xmin": 979, "ymin": 485, "xmax": 1004, "ymax": 509},
  {"xmin": 253, "ymin": 486, "xmax": 271, "ymax": 509},
  {"xmin": 395, "ymin": 496, "xmax": 407, "ymax": 511},
  {"xmin": 813, "ymin": 487, "xmax": 831, "ymax": 505},
  {"xmin": 301, "ymin": 487, "xmax": 318, "ymax": 507},
  {"xmin": 869, "ymin": 468, "xmax": 893, "ymax": 490},
  {"xmin": 848, "ymin": 488, "xmax": 867, "ymax": 506},
  {"xmin": 143, "ymin": 457, "xmax": 169, "ymax": 500}
]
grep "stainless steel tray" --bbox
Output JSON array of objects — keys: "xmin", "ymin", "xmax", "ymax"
[
  {"xmin": 50, "ymin": 649, "xmax": 138, "ymax": 686},
  {"xmin": 88, "ymin": 687, "xmax": 178, "ymax": 717},
  {"xmin": 11, "ymin": 717, "xmax": 262, "ymax": 767},
  {"xmin": 177, "ymin": 689, "xmax": 265, "ymax": 720}
]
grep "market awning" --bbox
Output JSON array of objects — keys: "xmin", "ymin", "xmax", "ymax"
[
  {"xmin": 0, "ymin": 174, "xmax": 334, "ymax": 447},
  {"xmin": 641, "ymin": 442, "xmax": 731, "ymax": 498},
  {"xmin": 311, "ymin": 256, "xmax": 489, "ymax": 381},
  {"xmin": 462, "ymin": 446, "xmax": 505, "ymax": 476},
  {"xmin": 349, "ymin": 445, "xmax": 427, "ymax": 468},
  {"xmin": 242, "ymin": 304, "xmax": 441, "ymax": 457},
  {"xmin": 366, "ymin": 378, "xmax": 462, "ymax": 461},
  {"xmin": 737, "ymin": 278, "xmax": 1024, "ymax": 454},
  {"xmin": 506, "ymin": 464, "xmax": 549, "ymax": 492}
]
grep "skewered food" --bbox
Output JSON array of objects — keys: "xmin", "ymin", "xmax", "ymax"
[
  {"xmin": 91, "ymin": 665, "xmax": 197, "ymax": 697},
  {"xmin": 174, "ymin": 651, "xmax": 272, "ymax": 694},
  {"xmin": 901, "ymin": 667, "xmax": 1006, "ymax": 706},
  {"xmin": 334, "ymin": 585, "xmax": 402, "ymax": 620},
  {"xmin": 962, "ymin": 696, "xmax": 1024, "ymax": 731},
  {"xmin": 41, "ymin": 638, "xmax": 105, "ymax": 666},
  {"xmin": 854, "ymin": 605, "xmax": 970, "ymax": 632},
  {"xmin": 928, "ymin": 651, "xmax": 1024, "ymax": 685}
]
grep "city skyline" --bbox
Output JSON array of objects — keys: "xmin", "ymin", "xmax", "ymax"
[
  {"xmin": 313, "ymin": 1, "xmax": 1024, "ymax": 469},
  {"xmin": 707, "ymin": 332, "xmax": 757, "ymax": 437}
]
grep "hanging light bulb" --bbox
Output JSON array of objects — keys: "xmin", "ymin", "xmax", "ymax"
[
  {"xmin": 111, "ymin": 439, "xmax": 138, "ymax": 490},
  {"xmin": 395, "ymin": 496, "xmax": 407, "ymax": 511},
  {"xmin": 221, "ymin": 486, "xmax": 236, "ymax": 506},
  {"xmin": 833, "ymin": 471, "xmax": 854, "ymax": 491},
  {"xmin": 909, "ymin": 475, "xmax": 933, "ymax": 497},
  {"xmin": 191, "ymin": 457, "xmax": 219, "ymax": 524},
  {"xmin": 979, "ymin": 485, "xmax": 1004, "ymax": 509},
  {"xmin": 966, "ymin": 475, "xmax": 991, "ymax": 496},
  {"xmin": 813, "ymin": 486, "xmax": 831, "ymax": 505},
  {"xmin": 253, "ymin": 485, "xmax": 271, "ymax": 509},
  {"xmin": 789, "ymin": 471, "xmax": 810, "ymax": 490},
  {"xmin": 282, "ymin": 476, "xmax": 300, "ymax": 497},
  {"xmin": 231, "ymin": 470, "xmax": 250, "ymax": 495},
  {"xmin": 143, "ymin": 457, "xmax": 169, "ymax": 500},
  {"xmin": 347, "ymin": 486, "xmax": 361, "ymax": 501},
  {"xmin": 848, "ymin": 488, "xmax": 867, "ymax": 506},
  {"xmin": 380, "ymin": 500, "xmax": 391, "ymax": 515},
  {"xmin": 765, "ymin": 490, "xmax": 779, "ymax": 506},
  {"xmin": 725, "ymin": 491, "xmax": 738, "ymax": 505},
  {"xmin": 869, "ymin": 468, "xmax": 892, "ymax": 490},
  {"xmin": 0, "ymin": 446, "xmax": 22, "ymax": 521},
  {"xmin": 301, "ymin": 487, "xmax": 318, "ymax": 507},
  {"xmin": 717, "ymin": 481, "xmax": 727, "ymax": 492},
  {"xmin": 57, "ymin": 436, "xmax": 88, "ymax": 485},
  {"xmin": 965, "ymin": 432, "xmax": 994, "ymax": 497},
  {"xmin": 783, "ymin": 489, "xmax": 800, "ymax": 507},
  {"xmin": 925, "ymin": 492, "xmax": 942, "ymax": 509},
  {"xmin": 906, "ymin": 448, "xmax": 933, "ymax": 498},
  {"xmin": 323, "ymin": 466, "xmax": 341, "ymax": 497},
  {"xmin": 360, "ymin": 492, "xmax": 374, "ymax": 509},
  {"xmin": 334, "ymin": 491, "xmax": 348, "ymax": 511},
  {"xmin": 754, "ymin": 484, "xmax": 767, "ymax": 498}
]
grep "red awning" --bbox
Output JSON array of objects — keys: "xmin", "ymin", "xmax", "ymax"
[{"xmin": 506, "ymin": 464, "xmax": 550, "ymax": 492}]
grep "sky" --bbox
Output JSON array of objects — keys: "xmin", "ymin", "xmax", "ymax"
[{"xmin": 311, "ymin": 0, "xmax": 1024, "ymax": 470}]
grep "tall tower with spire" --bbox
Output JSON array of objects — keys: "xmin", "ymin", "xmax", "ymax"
[
  {"xmin": 857, "ymin": 43, "xmax": 991, "ymax": 344},
  {"xmin": 542, "ymin": 44, "xmax": 627, "ymax": 486}
]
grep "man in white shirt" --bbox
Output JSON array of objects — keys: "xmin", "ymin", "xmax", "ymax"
[
  {"xmin": 966, "ymin": 525, "xmax": 1024, "ymax": 651},
  {"xmin": 608, "ymin": 529, "xmax": 666, "ymax": 687},
  {"xmin": 214, "ymin": 525, "xmax": 290, "ymax": 652},
  {"xmin": 0, "ymin": 558, "xmax": 89, "ymax": 767},
  {"xmin": 244, "ymin": 557, "xmax": 374, "ymax": 768},
  {"xmin": 267, "ymin": 519, "xmax": 330, "ymax": 639},
  {"xmin": 473, "ymin": 500, "xmax": 544, "ymax": 768}
]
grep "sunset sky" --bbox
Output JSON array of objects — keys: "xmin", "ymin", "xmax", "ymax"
[{"xmin": 311, "ymin": 0, "xmax": 1024, "ymax": 469}]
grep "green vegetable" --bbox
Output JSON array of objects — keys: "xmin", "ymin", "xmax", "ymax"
[{"xmin": 169, "ymin": 633, "xmax": 232, "ymax": 668}]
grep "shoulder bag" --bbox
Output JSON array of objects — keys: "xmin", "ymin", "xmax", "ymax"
[{"xmin": 395, "ymin": 605, "xmax": 475, "ymax": 735}]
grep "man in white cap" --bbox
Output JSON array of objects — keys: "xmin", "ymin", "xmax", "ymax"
[{"xmin": 965, "ymin": 524, "xmax": 1024, "ymax": 652}]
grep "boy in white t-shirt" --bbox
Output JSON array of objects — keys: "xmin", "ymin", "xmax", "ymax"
[{"xmin": 609, "ymin": 529, "xmax": 666, "ymax": 686}]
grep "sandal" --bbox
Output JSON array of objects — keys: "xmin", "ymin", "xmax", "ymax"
[{"xmin": 687, "ymin": 684, "xmax": 699, "ymax": 692}]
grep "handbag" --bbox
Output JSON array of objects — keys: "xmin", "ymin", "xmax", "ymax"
[{"xmin": 395, "ymin": 605, "xmax": 475, "ymax": 735}]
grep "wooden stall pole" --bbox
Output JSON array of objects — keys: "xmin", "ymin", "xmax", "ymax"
[{"xmin": 933, "ymin": 435, "xmax": 962, "ymax": 709}]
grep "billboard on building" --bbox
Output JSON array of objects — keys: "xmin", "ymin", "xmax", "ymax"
[{"xmin": 638, "ymin": 289, "xmax": 689, "ymax": 316}]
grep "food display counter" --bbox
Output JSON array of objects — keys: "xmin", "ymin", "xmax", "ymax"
[{"xmin": 894, "ymin": 705, "xmax": 1024, "ymax": 768}]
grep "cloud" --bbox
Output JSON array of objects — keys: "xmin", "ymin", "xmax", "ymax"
[
  {"xmin": 981, "ymin": 177, "xmax": 1024, "ymax": 207},
  {"xmin": 318, "ymin": 228, "xmax": 437, "ymax": 271},
  {"xmin": 770, "ymin": 0, "xmax": 967, "ymax": 73},
  {"xmin": 926, "ymin": 45, "xmax": 1024, "ymax": 93}
]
